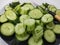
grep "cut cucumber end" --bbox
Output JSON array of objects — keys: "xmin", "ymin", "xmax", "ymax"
[
  {"xmin": 1, "ymin": 23, "xmax": 15, "ymax": 36},
  {"xmin": 44, "ymin": 30, "xmax": 56, "ymax": 43}
]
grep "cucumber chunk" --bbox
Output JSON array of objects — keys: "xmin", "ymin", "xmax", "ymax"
[
  {"xmin": 24, "ymin": 19, "xmax": 35, "ymax": 32},
  {"xmin": 20, "ymin": 4, "xmax": 34, "ymax": 15},
  {"xmin": 0, "ymin": 14, "xmax": 8, "ymax": 23},
  {"xmin": 29, "ymin": 9, "xmax": 43, "ymax": 19},
  {"xmin": 19, "ymin": 15, "xmax": 30, "ymax": 22},
  {"xmin": 46, "ymin": 22, "xmax": 55, "ymax": 29},
  {"xmin": 15, "ymin": 23, "xmax": 25, "ymax": 35},
  {"xmin": 56, "ymin": 9, "xmax": 60, "ymax": 15},
  {"xmin": 5, "ymin": 5, "xmax": 12, "ymax": 10},
  {"xmin": 41, "ymin": 14, "xmax": 53, "ymax": 23},
  {"xmin": 44, "ymin": 30, "xmax": 56, "ymax": 43},
  {"xmin": 16, "ymin": 33, "xmax": 29, "ymax": 41},
  {"xmin": 1, "ymin": 23, "xmax": 15, "ymax": 36},
  {"xmin": 28, "ymin": 37, "xmax": 43, "ymax": 45},
  {"xmin": 5, "ymin": 10, "xmax": 17, "ymax": 21},
  {"xmin": 53, "ymin": 25, "xmax": 60, "ymax": 34},
  {"xmin": 48, "ymin": 5, "xmax": 57, "ymax": 12},
  {"xmin": 13, "ymin": 4, "xmax": 21, "ymax": 14},
  {"xmin": 33, "ymin": 25, "xmax": 43, "ymax": 42}
]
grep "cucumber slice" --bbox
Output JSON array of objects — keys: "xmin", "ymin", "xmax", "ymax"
[
  {"xmin": 5, "ymin": 10, "xmax": 17, "ymax": 21},
  {"xmin": 15, "ymin": 23, "xmax": 25, "ymax": 35},
  {"xmin": 56, "ymin": 9, "xmax": 60, "ymax": 15},
  {"xmin": 13, "ymin": 4, "xmax": 21, "ymax": 14},
  {"xmin": 53, "ymin": 25, "xmax": 60, "ymax": 34},
  {"xmin": 29, "ymin": 9, "xmax": 43, "ymax": 19},
  {"xmin": 48, "ymin": 5, "xmax": 57, "ymax": 12},
  {"xmin": 5, "ymin": 5, "xmax": 12, "ymax": 10},
  {"xmin": 41, "ymin": 14, "xmax": 53, "ymax": 23},
  {"xmin": 28, "ymin": 37, "xmax": 43, "ymax": 45},
  {"xmin": 46, "ymin": 22, "xmax": 55, "ymax": 29},
  {"xmin": 0, "ymin": 14, "xmax": 8, "ymax": 23},
  {"xmin": 44, "ymin": 30, "xmax": 56, "ymax": 43},
  {"xmin": 16, "ymin": 33, "xmax": 29, "ymax": 41},
  {"xmin": 20, "ymin": 4, "xmax": 34, "ymax": 15},
  {"xmin": 33, "ymin": 25, "xmax": 43, "ymax": 42},
  {"xmin": 24, "ymin": 19, "xmax": 35, "ymax": 32},
  {"xmin": 19, "ymin": 15, "xmax": 30, "ymax": 22},
  {"xmin": 1, "ymin": 23, "xmax": 15, "ymax": 36}
]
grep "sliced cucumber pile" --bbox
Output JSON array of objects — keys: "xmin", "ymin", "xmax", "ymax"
[{"xmin": 0, "ymin": 2, "xmax": 60, "ymax": 45}]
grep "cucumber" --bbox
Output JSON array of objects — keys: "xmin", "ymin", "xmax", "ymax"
[
  {"xmin": 56, "ymin": 9, "xmax": 60, "ymax": 15},
  {"xmin": 15, "ymin": 23, "xmax": 25, "ymax": 35},
  {"xmin": 41, "ymin": 14, "xmax": 53, "ymax": 23},
  {"xmin": 33, "ymin": 25, "xmax": 43, "ymax": 42},
  {"xmin": 29, "ymin": 9, "xmax": 43, "ymax": 19},
  {"xmin": 16, "ymin": 33, "xmax": 29, "ymax": 41},
  {"xmin": 46, "ymin": 22, "xmax": 55, "ymax": 29},
  {"xmin": 53, "ymin": 25, "xmax": 60, "ymax": 34},
  {"xmin": 5, "ymin": 5, "xmax": 12, "ymax": 10},
  {"xmin": 13, "ymin": 4, "xmax": 21, "ymax": 14},
  {"xmin": 48, "ymin": 5, "xmax": 57, "ymax": 12},
  {"xmin": 19, "ymin": 15, "xmax": 30, "ymax": 22},
  {"xmin": 44, "ymin": 30, "xmax": 56, "ymax": 43},
  {"xmin": 1, "ymin": 23, "xmax": 15, "ymax": 36},
  {"xmin": 5, "ymin": 10, "xmax": 17, "ymax": 21},
  {"xmin": 24, "ymin": 19, "xmax": 35, "ymax": 32},
  {"xmin": 0, "ymin": 14, "xmax": 8, "ymax": 23},
  {"xmin": 28, "ymin": 37, "xmax": 43, "ymax": 45},
  {"xmin": 20, "ymin": 4, "xmax": 34, "ymax": 15}
]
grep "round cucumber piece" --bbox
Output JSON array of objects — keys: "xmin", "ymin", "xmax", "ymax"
[
  {"xmin": 20, "ymin": 3, "xmax": 34, "ymax": 15},
  {"xmin": 29, "ymin": 9, "xmax": 43, "ymax": 19},
  {"xmin": 15, "ymin": 23, "xmax": 25, "ymax": 35},
  {"xmin": 41, "ymin": 14, "xmax": 53, "ymax": 23},
  {"xmin": 53, "ymin": 25, "xmax": 60, "ymax": 34},
  {"xmin": 48, "ymin": 5, "xmax": 57, "ymax": 12},
  {"xmin": 46, "ymin": 22, "xmax": 55, "ymax": 29},
  {"xmin": 1, "ymin": 23, "xmax": 15, "ymax": 36},
  {"xmin": 22, "ymin": 4, "xmax": 34, "ymax": 10},
  {"xmin": 24, "ymin": 19, "xmax": 35, "ymax": 32},
  {"xmin": 28, "ymin": 37, "xmax": 43, "ymax": 45},
  {"xmin": 44, "ymin": 30, "xmax": 56, "ymax": 43},
  {"xmin": 16, "ymin": 33, "xmax": 29, "ymax": 41},
  {"xmin": 0, "ymin": 14, "xmax": 8, "ymax": 23},
  {"xmin": 33, "ymin": 25, "xmax": 43, "ymax": 42},
  {"xmin": 56, "ymin": 9, "xmax": 60, "ymax": 15},
  {"xmin": 5, "ymin": 10, "xmax": 17, "ymax": 21},
  {"xmin": 19, "ymin": 15, "xmax": 30, "ymax": 22},
  {"xmin": 5, "ymin": 5, "xmax": 12, "ymax": 10}
]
